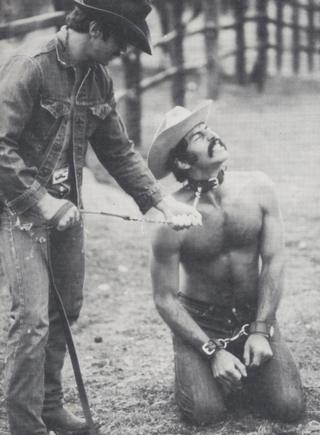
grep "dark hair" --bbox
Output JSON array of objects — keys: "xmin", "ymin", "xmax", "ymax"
[
  {"xmin": 66, "ymin": 7, "xmax": 120, "ymax": 41},
  {"xmin": 166, "ymin": 137, "xmax": 198, "ymax": 182}
]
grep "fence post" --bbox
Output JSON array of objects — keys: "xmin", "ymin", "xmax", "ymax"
[
  {"xmin": 168, "ymin": 0, "xmax": 185, "ymax": 106},
  {"xmin": 122, "ymin": 50, "xmax": 142, "ymax": 147},
  {"xmin": 234, "ymin": 0, "xmax": 248, "ymax": 85},
  {"xmin": 276, "ymin": 0, "xmax": 284, "ymax": 72},
  {"xmin": 292, "ymin": 1, "xmax": 300, "ymax": 74},
  {"xmin": 254, "ymin": 0, "xmax": 269, "ymax": 92},
  {"xmin": 203, "ymin": 0, "xmax": 220, "ymax": 99},
  {"xmin": 307, "ymin": 0, "xmax": 315, "ymax": 72}
]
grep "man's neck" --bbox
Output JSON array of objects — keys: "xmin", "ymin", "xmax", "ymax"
[
  {"xmin": 188, "ymin": 163, "xmax": 226, "ymax": 182},
  {"xmin": 66, "ymin": 29, "xmax": 90, "ymax": 66}
]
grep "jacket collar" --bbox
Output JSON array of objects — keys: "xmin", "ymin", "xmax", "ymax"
[
  {"xmin": 55, "ymin": 26, "xmax": 99, "ymax": 72},
  {"xmin": 56, "ymin": 26, "xmax": 73, "ymax": 68}
]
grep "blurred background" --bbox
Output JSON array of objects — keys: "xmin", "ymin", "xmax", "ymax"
[{"xmin": 0, "ymin": 1, "xmax": 320, "ymax": 434}]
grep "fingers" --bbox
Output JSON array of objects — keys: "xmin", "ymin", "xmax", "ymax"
[
  {"xmin": 215, "ymin": 363, "xmax": 246, "ymax": 390},
  {"xmin": 244, "ymin": 335, "xmax": 274, "ymax": 368},
  {"xmin": 243, "ymin": 342, "xmax": 251, "ymax": 367},
  {"xmin": 235, "ymin": 360, "xmax": 247, "ymax": 378},
  {"xmin": 250, "ymin": 348, "xmax": 273, "ymax": 367},
  {"xmin": 250, "ymin": 352, "xmax": 262, "ymax": 368},
  {"xmin": 169, "ymin": 213, "xmax": 202, "ymax": 230}
]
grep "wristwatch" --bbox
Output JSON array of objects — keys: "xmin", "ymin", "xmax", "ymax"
[
  {"xmin": 201, "ymin": 338, "xmax": 222, "ymax": 359},
  {"xmin": 249, "ymin": 321, "xmax": 274, "ymax": 339}
]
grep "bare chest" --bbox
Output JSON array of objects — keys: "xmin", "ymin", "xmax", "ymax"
[{"xmin": 180, "ymin": 195, "xmax": 262, "ymax": 260}]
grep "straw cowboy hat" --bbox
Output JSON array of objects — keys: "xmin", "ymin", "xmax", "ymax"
[
  {"xmin": 73, "ymin": 0, "xmax": 153, "ymax": 54},
  {"xmin": 148, "ymin": 100, "xmax": 213, "ymax": 180}
]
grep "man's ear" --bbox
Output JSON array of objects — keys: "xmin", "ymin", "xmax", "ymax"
[
  {"xmin": 175, "ymin": 159, "xmax": 191, "ymax": 170},
  {"xmin": 88, "ymin": 21, "xmax": 103, "ymax": 39}
]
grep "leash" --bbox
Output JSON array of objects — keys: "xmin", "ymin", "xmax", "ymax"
[
  {"xmin": 47, "ymin": 240, "xmax": 98, "ymax": 435},
  {"xmin": 80, "ymin": 209, "xmax": 168, "ymax": 225},
  {"xmin": 14, "ymin": 208, "xmax": 169, "ymax": 231}
]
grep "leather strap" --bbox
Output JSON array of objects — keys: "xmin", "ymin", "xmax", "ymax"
[
  {"xmin": 47, "ymin": 239, "xmax": 99, "ymax": 435},
  {"xmin": 249, "ymin": 321, "xmax": 274, "ymax": 338}
]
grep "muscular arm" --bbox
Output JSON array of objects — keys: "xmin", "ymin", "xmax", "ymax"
[
  {"xmin": 151, "ymin": 226, "xmax": 248, "ymax": 389},
  {"xmin": 256, "ymin": 175, "xmax": 285, "ymax": 322},
  {"xmin": 0, "ymin": 55, "xmax": 47, "ymax": 214},
  {"xmin": 150, "ymin": 227, "xmax": 209, "ymax": 350},
  {"xmin": 90, "ymin": 76, "xmax": 162, "ymax": 215}
]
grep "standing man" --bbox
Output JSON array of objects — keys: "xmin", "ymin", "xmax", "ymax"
[
  {"xmin": 148, "ymin": 101, "xmax": 305, "ymax": 426},
  {"xmin": 0, "ymin": 1, "xmax": 201, "ymax": 434}
]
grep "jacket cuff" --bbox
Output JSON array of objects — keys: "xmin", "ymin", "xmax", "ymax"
[
  {"xmin": 6, "ymin": 180, "xmax": 47, "ymax": 215},
  {"xmin": 135, "ymin": 186, "xmax": 163, "ymax": 215}
]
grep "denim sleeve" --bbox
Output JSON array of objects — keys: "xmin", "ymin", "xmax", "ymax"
[
  {"xmin": 90, "ymin": 84, "xmax": 163, "ymax": 214},
  {"xmin": 0, "ymin": 55, "xmax": 47, "ymax": 215}
]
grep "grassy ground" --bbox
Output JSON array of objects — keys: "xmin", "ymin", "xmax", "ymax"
[{"xmin": 1, "ymin": 77, "xmax": 320, "ymax": 435}]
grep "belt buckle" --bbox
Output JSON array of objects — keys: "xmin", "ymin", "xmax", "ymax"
[{"xmin": 56, "ymin": 182, "xmax": 71, "ymax": 198}]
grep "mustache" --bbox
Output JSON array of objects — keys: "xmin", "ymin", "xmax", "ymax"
[{"xmin": 208, "ymin": 138, "xmax": 227, "ymax": 157}]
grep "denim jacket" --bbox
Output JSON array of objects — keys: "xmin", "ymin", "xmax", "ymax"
[{"xmin": 0, "ymin": 27, "xmax": 162, "ymax": 215}]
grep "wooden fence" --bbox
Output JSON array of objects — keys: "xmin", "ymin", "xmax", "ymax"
[{"xmin": 0, "ymin": 0, "xmax": 320, "ymax": 145}]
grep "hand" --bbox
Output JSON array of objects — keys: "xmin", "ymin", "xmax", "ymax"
[
  {"xmin": 243, "ymin": 334, "xmax": 273, "ymax": 368},
  {"xmin": 36, "ymin": 193, "xmax": 80, "ymax": 231},
  {"xmin": 154, "ymin": 196, "xmax": 202, "ymax": 230},
  {"xmin": 211, "ymin": 349, "xmax": 247, "ymax": 394}
]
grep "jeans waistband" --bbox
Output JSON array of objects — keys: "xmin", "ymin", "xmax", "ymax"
[{"xmin": 178, "ymin": 291, "xmax": 256, "ymax": 338}]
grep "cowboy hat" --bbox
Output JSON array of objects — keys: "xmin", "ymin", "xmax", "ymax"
[
  {"xmin": 148, "ymin": 100, "xmax": 213, "ymax": 180},
  {"xmin": 73, "ymin": 0, "xmax": 152, "ymax": 54}
]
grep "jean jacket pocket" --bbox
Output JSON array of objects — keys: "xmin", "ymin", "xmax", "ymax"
[{"xmin": 40, "ymin": 98, "xmax": 70, "ymax": 119}]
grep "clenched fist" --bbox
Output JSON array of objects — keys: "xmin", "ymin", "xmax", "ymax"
[
  {"xmin": 243, "ymin": 334, "xmax": 273, "ymax": 368},
  {"xmin": 36, "ymin": 193, "xmax": 80, "ymax": 231},
  {"xmin": 211, "ymin": 349, "xmax": 247, "ymax": 394}
]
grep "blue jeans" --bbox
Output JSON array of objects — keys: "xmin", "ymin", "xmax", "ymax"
[
  {"xmin": 173, "ymin": 293, "xmax": 305, "ymax": 426},
  {"xmin": 0, "ymin": 209, "xmax": 84, "ymax": 435}
]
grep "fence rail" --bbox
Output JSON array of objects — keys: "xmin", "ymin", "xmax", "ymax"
[
  {"xmin": 0, "ymin": 11, "xmax": 66, "ymax": 40},
  {"xmin": 0, "ymin": 0, "xmax": 319, "ymax": 143}
]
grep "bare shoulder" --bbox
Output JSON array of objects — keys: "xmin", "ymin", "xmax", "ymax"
[
  {"xmin": 228, "ymin": 171, "xmax": 279, "ymax": 211},
  {"xmin": 151, "ymin": 189, "xmax": 184, "ymax": 259},
  {"xmin": 248, "ymin": 171, "xmax": 279, "ymax": 212}
]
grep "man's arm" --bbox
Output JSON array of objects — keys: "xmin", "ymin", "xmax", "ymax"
[
  {"xmin": 256, "ymin": 173, "xmax": 285, "ymax": 322},
  {"xmin": 89, "ymin": 77, "xmax": 201, "ymax": 228},
  {"xmin": 0, "ymin": 55, "xmax": 47, "ymax": 214},
  {"xmin": 150, "ymin": 226, "xmax": 209, "ymax": 348},
  {"xmin": 244, "ymin": 173, "xmax": 285, "ymax": 367},
  {"xmin": 151, "ymin": 226, "xmax": 247, "ymax": 390}
]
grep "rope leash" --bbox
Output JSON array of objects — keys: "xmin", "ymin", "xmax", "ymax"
[
  {"xmin": 80, "ymin": 209, "xmax": 168, "ymax": 225},
  {"xmin": 14, "ymin": 208, "xmax": 169, "ymax": 232}
]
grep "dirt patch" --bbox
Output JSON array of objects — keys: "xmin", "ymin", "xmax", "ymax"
[{"xmin": 1, "ymin": 79, "xmax": 320, "ymax": 435}]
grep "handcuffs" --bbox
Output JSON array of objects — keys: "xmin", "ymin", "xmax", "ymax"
[{"xmin": 201, "ymin": 321, "xmax": 274, "ymax": 359}]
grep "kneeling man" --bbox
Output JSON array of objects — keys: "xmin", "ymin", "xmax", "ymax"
[{"xmin": 148, "ymin": 101, "xmax": 305, "ymax": 425}]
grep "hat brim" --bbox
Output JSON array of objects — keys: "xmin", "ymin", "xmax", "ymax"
[
  {"xmin": 73, "ymin": 0, "xmax": 152, "ymax": 54},
  {"xmin": 148, "ymin": 101, "xmax": 212, "ymax": 180}
]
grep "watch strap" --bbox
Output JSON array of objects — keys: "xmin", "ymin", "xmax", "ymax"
[{"xmin": 249, "ymin": 321, "xmax": 274, "ymax": 338}]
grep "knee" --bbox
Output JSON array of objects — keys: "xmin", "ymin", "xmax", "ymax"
[
  {"xmin": 269, "ymin": 391, "xmax": 305, "ymax": 423},
  {"xmin": 66, "ymin": 297, "xmax": 83, "ymax": 324},
  {"xmin": 177, "ymin": 394, "xmax": 225, "ymax": 426}
]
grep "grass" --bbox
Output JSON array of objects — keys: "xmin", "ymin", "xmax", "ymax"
[{"xmin": 1, "ymin": 76, "xmax": 320, "ymax": 434}]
